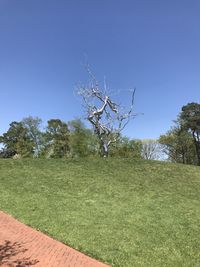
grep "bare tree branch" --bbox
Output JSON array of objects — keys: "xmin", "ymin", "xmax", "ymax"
[{"xmin": 77, "ymin": 66, "xmax": 138, "ymax": 157}]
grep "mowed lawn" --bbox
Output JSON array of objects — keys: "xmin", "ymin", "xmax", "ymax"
[{"xmin": 0, "ymin": 158, "xmax": 199, "ymax": 267}]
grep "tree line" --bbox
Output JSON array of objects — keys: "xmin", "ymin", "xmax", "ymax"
[
  {"xmin": 0, "ymin": 116, "xmax": 161, "ymax": 160},
  {"xmin": 0, "ymin": 103, "xmax": 199, "ymax": 165}
]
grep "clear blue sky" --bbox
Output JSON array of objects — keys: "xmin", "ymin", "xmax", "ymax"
[{"xmin": 0, "ymin": 0, "xmax": 200, "ymax": 139}]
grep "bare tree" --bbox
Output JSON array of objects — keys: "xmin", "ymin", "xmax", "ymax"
[
  {"xmin": 77, "ymin": 66, "xmax": 137, "ymax": 157},
  {"xmin": 141, "ymin": 139, "xmax": 162, "ymax": 160}
]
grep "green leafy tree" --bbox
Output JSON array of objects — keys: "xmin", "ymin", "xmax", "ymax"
[
  {"xmin": 159, "ymin": 126, "xmax": 196, "ymax": 164},
  {"xmin": 110, "ymin": 136, "xmax": 142, "ymax": 158},
  {"xmin": 22, "ymin": 116, "xmax": 44, "ymax": 157},
  {"xmin": 180, "ymin": 103, "xmax": 200, "ymax": 165},
  {"xmin": 45, "ymin": 119, "xmax": 70, "ymax": 158},
  {"xmin": 0, "ymin": 121, "xmax": 34, "ymax": 158},
  {"xmin": 69, "ymin": 119, "xmax": 97, "ymax": 157}
]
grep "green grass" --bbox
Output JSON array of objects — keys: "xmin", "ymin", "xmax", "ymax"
[{"xmin": 0, "ymin": 158, "xmax": 200, "ymax": 266}]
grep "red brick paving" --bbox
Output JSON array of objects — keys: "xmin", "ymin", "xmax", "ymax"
[{"xmin": 0, "ymin": 211, "xmax": 110, "ymax": 267}]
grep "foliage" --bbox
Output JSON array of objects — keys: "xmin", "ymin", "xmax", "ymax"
[
  {"xmin": 0, "ymin": 148, "xmax": 15, "ymax": 158},
  {"xmin": 0, "ymin": 121, "xmax": 34, "ymax": 158},
  {"xmin": 180, "ymin": 102, "xmax": 200, "ymax": 165},
  {"xmin": 0, "ymin": 117, "xmax": 144, "ymax": 159},
  {"xmin": 159, "ymin": 126, "xmax": 196, "ymax": 164},
  {"xmin": 159, "ymin": 102, "xmax": 200, "ymax": 166},
  {"xmin": 45, "ymin": 119, "xmax": 70, "ymax": 158},
  {"xmin": 0, "ymin": 158, "xmax": 199, "ymax": 267},
  {"xmin": 22, "ymin": 116, "xmax": 44, "ymax": 157},
  {"xmin": 110, "ymin": 136, "xmax": 142, "ymax": 158},
  {"xmin": 69, "ymin": 119, "xmax": 98, "ymax": 157}
]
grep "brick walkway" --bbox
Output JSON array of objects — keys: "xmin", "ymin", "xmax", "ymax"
[{"xmin": 0, "ymin": 211, "xmax": 109, "ymax": 267}]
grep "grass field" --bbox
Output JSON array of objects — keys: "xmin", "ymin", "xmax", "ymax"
[{"xmin": 0, "ymin": 158, "xmax": 199, "ymax": 266}]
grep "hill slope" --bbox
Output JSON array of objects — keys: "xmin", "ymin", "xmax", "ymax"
[{"xmin": 0, "ymin": 158, "xmax": 199, "ymax": 267}]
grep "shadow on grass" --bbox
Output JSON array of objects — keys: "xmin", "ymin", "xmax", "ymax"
[{"xmin": 0, "ymin": 240, "xmax": 39, "ymax": 266}]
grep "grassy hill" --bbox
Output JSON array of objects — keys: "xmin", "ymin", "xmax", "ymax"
[{"xmin": 0, "ymin": 158, "xmax": 199, "ymax": 267}]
